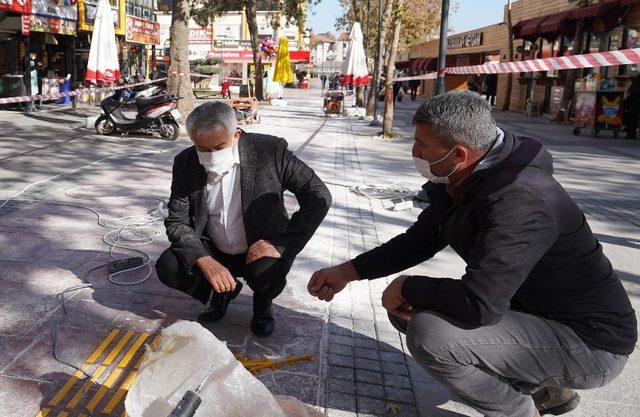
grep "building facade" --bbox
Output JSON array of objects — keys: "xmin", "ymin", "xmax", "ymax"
[{"xmin": 407, "ymin": 0, "xmax": 640, "ymax": 114}]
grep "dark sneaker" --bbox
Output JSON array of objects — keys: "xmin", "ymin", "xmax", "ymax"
[
  {"xmin": 533, "ymin": 387, "xmax": 580, "ymax": 415},
  {"xmin": 250, "ymin": 302, "xmax": 274, "ymax": 338},
  {"xmin": 197, "ymin": 281, "xmax": 243, "ymax": 323}
]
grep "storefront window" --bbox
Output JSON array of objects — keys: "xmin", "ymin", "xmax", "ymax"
[
  {"xmin": 588, "ymin": 32, "xmax": 606, "ymax": 54},
  {"xmin": 624, "ymin": 28, "xmax": 640, "ymax": 76},
  {"xmin": 607, "ymin": 33, "xmax": 621, "ymax": 77},
  {"xmin": 541, "ymin": 38, "xmax": 554, "ymax": 59}
]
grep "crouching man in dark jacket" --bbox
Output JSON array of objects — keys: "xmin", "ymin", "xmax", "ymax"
[
  {"xmin": 308, "ymin": 91, "xmax": 637, "ymax": 417},
  {"xmin": 156, "ymin": 101, "xmax": 331, "ymax": 338}
]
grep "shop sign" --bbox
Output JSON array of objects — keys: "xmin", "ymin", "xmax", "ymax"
[
  {"xmin": 289, "ymin": 50, "xmax": 310, "ymax": 62},
  {"xmin": 189, "ymin": 26, "xmax": 212, "ymax": 44},
  {"xmin": 78, "ymin": 0, "xmax": 126, "ymax": 35},
  {"xmin": 0, "ymin": 0, "xmax": 30, "ymax": 14},
  {"xmin": 447, "ymin": 32, "xmax": 483, "ymax": 50},
  {"xmin": 207, "ymin": 49, "xmax": 254, "ymax": 62},
  {"xmin": 30, "ymin": 0, "xmax": 78, "ymax": 35},
  {"xmin": 126, "ymin": 14, "xmax": 160, "ymax": 45},
  {"xmin": 22, "ymin": 14, "xmax": 30, "ymax": 34},
  {"xmin": 213, "ymin": 39, "xmax": 252, "ymax": 49}
]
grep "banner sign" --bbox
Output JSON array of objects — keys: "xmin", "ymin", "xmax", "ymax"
[
  {"xmin": 126, "ymin": 14, "xmax": 159, "ymax": 45},
  {"xmin": 0, "ymin": 0, "xmax": 30, "ymax": 14},
  {"xmin": 189, "ymin": 26, "xmax": 212, "ymax": 44},
  {"xmin": 22, "ymin": 13, "xmax": 30, "ymax": 35},
  {"xmin": 30, "ymin": 0, "xmax": 77, "ymax": 35}
]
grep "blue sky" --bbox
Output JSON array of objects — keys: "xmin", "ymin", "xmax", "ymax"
[{"xmin": 307, "ymin": 0, "xmax": 507, "ymax": 35}]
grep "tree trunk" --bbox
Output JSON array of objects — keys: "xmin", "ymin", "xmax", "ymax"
[
  {"xmin": 559, "ymin": 0, "xmax": 590, "ymax": 115},
  {"xmin": 168, "ymin": 0, "xmax": 196, "ymax": 118},
  {"xmin": 365, "ymin": 0, "xmax": 394, "ymax": 117},
  {"xmin": 356, "ymin": 85, "xmax": 364, "ymax": 106},
  {"xmin": 245, "ymin": 0, "xmax": 264, "ymax": 100},
  {"xmin": 502, "ymin": 0, "xmax": 513, "ymax": 112},
  {"xmin": 382, "ymin": 0, "xmax": 403, "ymax": 136}
]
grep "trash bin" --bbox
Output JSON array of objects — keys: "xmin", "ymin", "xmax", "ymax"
[{"xmin": 57, "ymin": 79, "xmax": 72, "ymax": 104}]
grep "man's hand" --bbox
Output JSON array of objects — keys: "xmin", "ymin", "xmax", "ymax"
[
  {"xmin": 308, "ymin": 261, "xmax": 360, "ymax": 302},
  {"xmin": 382, "ymin": 276, "xmax": 414, "ymax": 322},
  {"xmin": 196, "ymin": 256, "xmax": 236, "ymax": 293},
  {"xmin": 246, "ymin": 239, "xmax": 282, "ymax": 264}
]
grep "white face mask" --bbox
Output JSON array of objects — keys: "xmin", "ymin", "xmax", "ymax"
[
  {"xmin": 413, "ymin": 147, "xmax": 461, "ymax": 184},
  {"xmin": 197, "ymin": 140, "xmax": 237, "ymax": 175}
]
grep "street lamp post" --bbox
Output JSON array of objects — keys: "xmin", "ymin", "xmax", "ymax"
[
  {"xmin": 435, "ymin": 0, "xmax": 450, "ymax": 95},
  {"xmin": 369, "ymin": 0, "xmax": 383, "ymax": 126}
]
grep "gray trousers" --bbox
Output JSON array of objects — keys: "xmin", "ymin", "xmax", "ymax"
[{"xmin": 390, "ymin": 310, "xmax": 628, "ymax": 417}]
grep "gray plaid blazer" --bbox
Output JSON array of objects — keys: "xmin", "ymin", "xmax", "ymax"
[{"xmin": 164, "ymin": 131, "xmax": 332, "ymax": 269}]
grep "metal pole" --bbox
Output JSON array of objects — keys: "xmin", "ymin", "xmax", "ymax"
[
  {"xmin": 369, "ymin": 0, "xmax": 383, "ymax": 126},
  {"xmin": 435, "ymin": 0, "xmax": 450, "ymax": 96}
]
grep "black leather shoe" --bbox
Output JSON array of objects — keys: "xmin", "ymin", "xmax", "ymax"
[
  {"xmin": 250, "ymin": 302, "xmax": 274, "ymax": 338},
  {"xmin": 533, "ymin": 387, "xmax": 580, "ymax": 415},
  {"xmin": 197, "ymin": 281, "xmax": 243, "ymax": 323}
]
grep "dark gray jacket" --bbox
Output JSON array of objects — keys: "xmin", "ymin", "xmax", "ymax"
[
  {"xmin": 165, "ymin": 131, "xmax": 332, "ymax": 269},
  {"xmin": 353, "ymin": 130, "xmax": 637, "ymax": 355}
]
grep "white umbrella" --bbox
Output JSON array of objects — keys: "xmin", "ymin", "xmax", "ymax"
[
  {"xmin": 85, "ymin": 0, "xmax": 121, "ymax": 84},
  {"xmin": 340, "ymin": 22, "xmax": 370, "ymax": 86}
]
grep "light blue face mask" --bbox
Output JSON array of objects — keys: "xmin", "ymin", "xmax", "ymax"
[{"xmin": 412, "ymin": 147, "xmax": 461, "ymax": 184}]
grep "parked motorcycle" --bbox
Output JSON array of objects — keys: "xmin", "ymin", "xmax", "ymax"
[{"xmin": 95, "ymin": 87, "xmax": 181, "ymax": 140}]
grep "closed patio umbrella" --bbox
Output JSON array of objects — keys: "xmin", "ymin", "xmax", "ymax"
[{"xmin": 85, "ymin": 0, "xmax": 121, "ymax": 84}]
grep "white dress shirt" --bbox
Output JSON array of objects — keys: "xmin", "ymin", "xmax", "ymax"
[{"xmin": 204, "ymin": 144, "xmax": 248, "ymax": 255}]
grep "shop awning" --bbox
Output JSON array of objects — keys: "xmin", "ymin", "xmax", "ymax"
[
  {"xmin": 568, "ymin": 1, "xmax": 617, "ymax": 20},
  {"xmin": 513, "ymin": 16, "xmax": 547, "ymax": 39},
  {"xmin": 537, "ymin": 10, "xmax": 575, "ymax": 37},
  {"xmin": 410, "ymin": 58, "xmax": 437, "ymax": 74},
  {"xmin": 395, "ymin": 60, "xmax": 411, "ymax": 69}
]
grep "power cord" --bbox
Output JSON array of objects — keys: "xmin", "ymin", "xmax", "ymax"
[{"xmin": 0, "ymin": 149, "xmax": 172, "ymax": 415}]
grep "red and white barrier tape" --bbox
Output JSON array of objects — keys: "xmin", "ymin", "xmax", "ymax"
[
  {"xmin": 392, "ymin": 47, "xmax": 640, "ymax": 82},
  {"xmin": 0, "ymin": 78, "xmax": 167, "ymax": 106}
]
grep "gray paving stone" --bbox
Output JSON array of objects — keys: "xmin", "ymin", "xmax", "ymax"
[
  {"xmin": 357, "ymin": 396, "xmax": 388, "ymax": 415},
  {"xmin": 330, "ymin": 365, "xmax": 355, "ymax": 381},
  {"xmin": 356, "ymin": 381, "xmax": 385, "ymax": 399},
  {"xmin": 354, "ymin": 337, "xmax": 379, "ymax": 350},
  {"xmin": 332, "ymin": 334, "xmax": 355, "ymax": 347},
  {"xmin": 354, "ymin": 347, "xmax": 379, "ymax": 361},
  {"xmin": 380, "ymin": 351, "xmax": 407, "ymax": 364},
  {"xmin": 383, "ymin": 361, "xmax": 410, "ymax": 376},
  {"xmin": 329, "ymin": 377, "xmax": 357, "ymax": 395},
  {"xmin": 327, "ymin": 392, "xmax": 357, "ymax": 412},
  {"xmin": 384, "ymin": 373, "xmax": 413, "ymax": 389},
  {"xmin": 329, "ymin": 353, "xmax": 355, "ymax": 368},
  {"xmin": 330, "ymin": 343, "xmax": 355, "ymax": 357},
  {"xmin": 355, "ymin": 357, "xmax": 382, "ymax": 372},
  {"xmin": 355, "ymin": 368, "xmax": 383, "ymax": 385},
  {"xmin": 385, "ymin": 387, "xmax": 416, "ymax": 405}
]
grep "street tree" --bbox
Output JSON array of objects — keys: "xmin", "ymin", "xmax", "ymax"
[
  {"xmin": 192, "ymin": 0, "xmax": 307, "ymax": 101},
  {"xmin": 382, "ymin": 0, "xmax": 404, "ymax": 136},
  {"xmin": 168, "ymin": 0, "xmax": 197, "ymax": 117},
  {"xmin": 502, "ymin": 0, "xmax": 514, "ymax": 111}
]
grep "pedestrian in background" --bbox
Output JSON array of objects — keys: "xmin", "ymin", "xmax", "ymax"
[
  {"xmin": 409, "ymin": 78, "xmax": 421, "ymax": 101},
  {"xmin": 320, "ymin": 74, "xmax": 327, "ymax": 90},
  {"xmin": 484, "ymin": 73, "xmax": 498, "ymax": 106},
  {"xmin": 623, "ymin": 74, "xmax": 640, "ymax": 139}
]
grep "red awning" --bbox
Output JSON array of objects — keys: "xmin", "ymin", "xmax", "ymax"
[
  {"xmin": 538, "ymin": 10, "xmax": 575, "ymax": 37},
  {"xmin": 568, "ymin": 1, "xmax": 616, "ymax": 20},
  {"xmin": 513, "ymin": 16, "xmax": 548, "ymax": 39}
]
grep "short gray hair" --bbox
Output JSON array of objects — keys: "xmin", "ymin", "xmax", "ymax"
[
  {"xmin": 413, "ymin": 90, "xmax": 496, "ymax": 153},
  {"xmin": 186, "ymin": 101, "xmax": 237, "ymax": 137}
]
